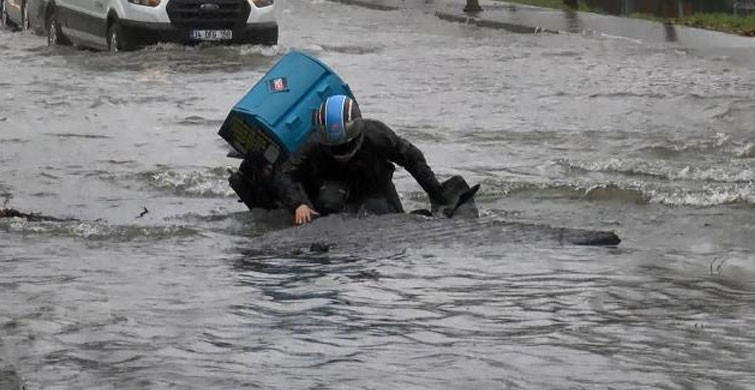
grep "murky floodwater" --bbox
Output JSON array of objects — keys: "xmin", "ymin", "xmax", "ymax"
[{"xmin": 2, "ymin": 1, "xmax": 755, "ymax": 388}]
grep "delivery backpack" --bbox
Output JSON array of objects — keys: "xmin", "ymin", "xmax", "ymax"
[{"xmin": 218, "ymin": 51, "xmax": 356, "ymax": 210}]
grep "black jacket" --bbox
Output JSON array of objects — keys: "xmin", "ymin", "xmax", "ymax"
[{"xmin": 275, "ymin": 119, "xmax": 444, "ymax": 212}]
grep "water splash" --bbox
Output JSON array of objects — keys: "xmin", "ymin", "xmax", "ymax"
[
  {"xmin": 562, "ymin": 158, "xmax": 755, "ymax": 183},
  {"xmin": 138, "ymin": 167, "xmax": 236, "ymax": 198}
]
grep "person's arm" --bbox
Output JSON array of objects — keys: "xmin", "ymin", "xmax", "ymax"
[
  {"xmin": 370, "ymin": 120, "xmax": 446, "ymax": 204},
  {"xmin": 274, "ymin": 140, "xmax": 319, "ymax": 224}
]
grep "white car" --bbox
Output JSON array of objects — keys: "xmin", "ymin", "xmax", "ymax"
[{"xmin": 42, "ymin": 0, "xmax": 277, "ymax": 51}]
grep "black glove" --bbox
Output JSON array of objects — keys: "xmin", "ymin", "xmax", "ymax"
[
  {"xmin": 431, "ymin": 176, "xmax": 480, "ymax": 218},
  {"xmin": 430, "ymin": 191, "xmax": 453, "ymax": 218}
]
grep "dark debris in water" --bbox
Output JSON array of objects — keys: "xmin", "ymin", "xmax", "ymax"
[
  {"xmin": 136, "ymin": 207, "xmax": 149, "ymax": 219},
  {"xmin": 309, "ymin": 242, "xmax": 332, "ymax": 253},
  {"xmin": 0, "ymin": 208, "xmax": 74, "ymax": 222},
  {"xmin": 290, "ymin": 242, "xmax": 334, "ymax": 256}
]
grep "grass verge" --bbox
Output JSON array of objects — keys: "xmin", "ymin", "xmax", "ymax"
[{"xmin": 498, "ymin": 0, "xmax": 600, "ymax": 12}]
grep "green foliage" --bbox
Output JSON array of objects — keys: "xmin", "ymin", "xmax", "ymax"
[
  {"xmin": 626, "ymin": 12, "xmax": 665, "ymax": 22},
  {"xmin": 499, "ymin": 0, "xmax": 755, "ymax": 35},
  {"xmin": 677, "ymin": 13, "xmax": 755, "ymax": 35},
  {"xmin": 627, "ymin": 12, "xmax": 755, "ymax": 35}
]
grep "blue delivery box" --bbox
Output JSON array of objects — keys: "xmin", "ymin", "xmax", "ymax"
[
  {"xmin": 219, "ymin": 51, "xmax": 356, "ymax": 210},
  {"xmin": 219, "ymin": 51, "xmax": 356, "ymax": 165}
]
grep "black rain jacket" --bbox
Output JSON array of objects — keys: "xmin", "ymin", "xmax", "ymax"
[{"xmin": 275, "ymin": 119, "xmax": 444, "ymax": 213}]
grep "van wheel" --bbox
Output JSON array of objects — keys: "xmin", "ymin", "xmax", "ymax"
[
  {"xmin": 107, "ymin": 19, "xmax": 132, "ymax": 52},
  {"xmin": 22, "ymin": 0, "xmax": 30, "ymax": 31},
  {"xmin": 47, "ymin": 6, "xmax": 70, "ymax": 46}
]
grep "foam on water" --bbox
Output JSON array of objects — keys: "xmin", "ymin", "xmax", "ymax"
[
  {"xmin": 562, "ymin": 157, "xmax": 755, "ymax": 183},
  {"xmin": 0, "ymin": 217, "xmax": 200, "ymax": 241}
]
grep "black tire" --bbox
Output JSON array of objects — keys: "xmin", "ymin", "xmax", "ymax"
[
  {"xmin": 107, "ymin": 18, "xmax": 132, "ymax": 52},
  {"xmin": 46, "ymin": 5, "xmax": 69, "ymax": 46}
]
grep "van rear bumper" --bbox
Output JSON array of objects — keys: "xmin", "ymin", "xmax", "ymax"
[{"xmin": 119, "ymin": 20, "xmax": 278, "ymax": 46}]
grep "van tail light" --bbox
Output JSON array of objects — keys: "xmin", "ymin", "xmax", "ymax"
[
  {"xmin": 128, "ymin": 0, "xmax": 161, "ymax": 6},
  {"xmin": 252, "ymin": 0, "xmax": 274, "ymax": 7}
]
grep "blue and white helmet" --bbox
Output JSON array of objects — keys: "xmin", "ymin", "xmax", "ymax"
[{"xmin": 314, "ymin": 95, "xmax": 363, "ymax": 162}]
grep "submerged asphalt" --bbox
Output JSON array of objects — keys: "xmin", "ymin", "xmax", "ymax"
[{"xmin": 2, "ymin": 1, "xmax": 755, "ymax": 387}]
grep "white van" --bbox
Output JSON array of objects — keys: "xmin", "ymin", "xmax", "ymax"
[{"xmin": 42, "ymin": 0, "xmax": 277, "ymax": 51}]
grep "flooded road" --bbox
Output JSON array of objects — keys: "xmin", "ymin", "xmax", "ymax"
[{"xmin": 2, "ymin": 1, "xmax": 755, "ymax": 388}]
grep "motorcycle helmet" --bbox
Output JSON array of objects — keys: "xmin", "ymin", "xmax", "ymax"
[{"xmin": 314, "ymin": 95, "xmax": 363, "ymax": 162}]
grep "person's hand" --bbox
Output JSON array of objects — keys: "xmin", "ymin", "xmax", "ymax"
[{"xmin": 294, "ymin": 204, "xmax": 319, "ymax": 225}]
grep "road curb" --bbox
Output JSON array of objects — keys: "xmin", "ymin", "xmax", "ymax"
[
  {"xmin": 328, "ymin": 0, "xmax": 400, "ymax": 11},
  {"xmin": 327, "ymin": 0, "xmax": 560, "ymax": 35},
  {"xmin": 434, "ymin": 10, "xmax": 559, "ymax": 34}
]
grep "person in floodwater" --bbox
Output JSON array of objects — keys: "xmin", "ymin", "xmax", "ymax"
[{"xmin": 275, "ymin": 95, "xmax": 448, "ymax": 225}]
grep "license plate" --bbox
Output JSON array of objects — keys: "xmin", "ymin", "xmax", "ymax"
[{"xmin": 189, "ymin": 30, "xmax": 233, "ymax": 41}]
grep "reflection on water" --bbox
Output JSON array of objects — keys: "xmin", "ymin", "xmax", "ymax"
[
  {"xmin": 53, "ymin": 43, "xmax": 282, "ymax": 75},
  {"xmin": 563, "ymin": 8, "xmax": 582, "ymax": 33},
  {"xmin": 664, "ymin": 22, "xmax": 678, "ymax": 42}
]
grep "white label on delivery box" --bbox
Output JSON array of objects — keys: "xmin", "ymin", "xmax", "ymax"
[{"xmin": 264, "ymin": 144, "xmax": 280, "ymax": 164}]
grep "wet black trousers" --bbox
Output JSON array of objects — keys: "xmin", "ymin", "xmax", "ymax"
[{"xmin": 314, "ymin": 181, "xmax": 402, "ymax": 216}]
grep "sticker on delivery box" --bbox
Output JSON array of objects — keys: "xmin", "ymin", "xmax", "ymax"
[{"xmin": 268, "ymin": 77, "xmax": 288, "ymax": 92}]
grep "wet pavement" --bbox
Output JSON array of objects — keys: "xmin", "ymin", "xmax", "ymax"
[
  {"xmin": 335, "ymin": 0, "xmax": 755, "ymax": 64},
  {"xmin": 2, "ymin": 0, "xmax": 755, "ymax": 389}
]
